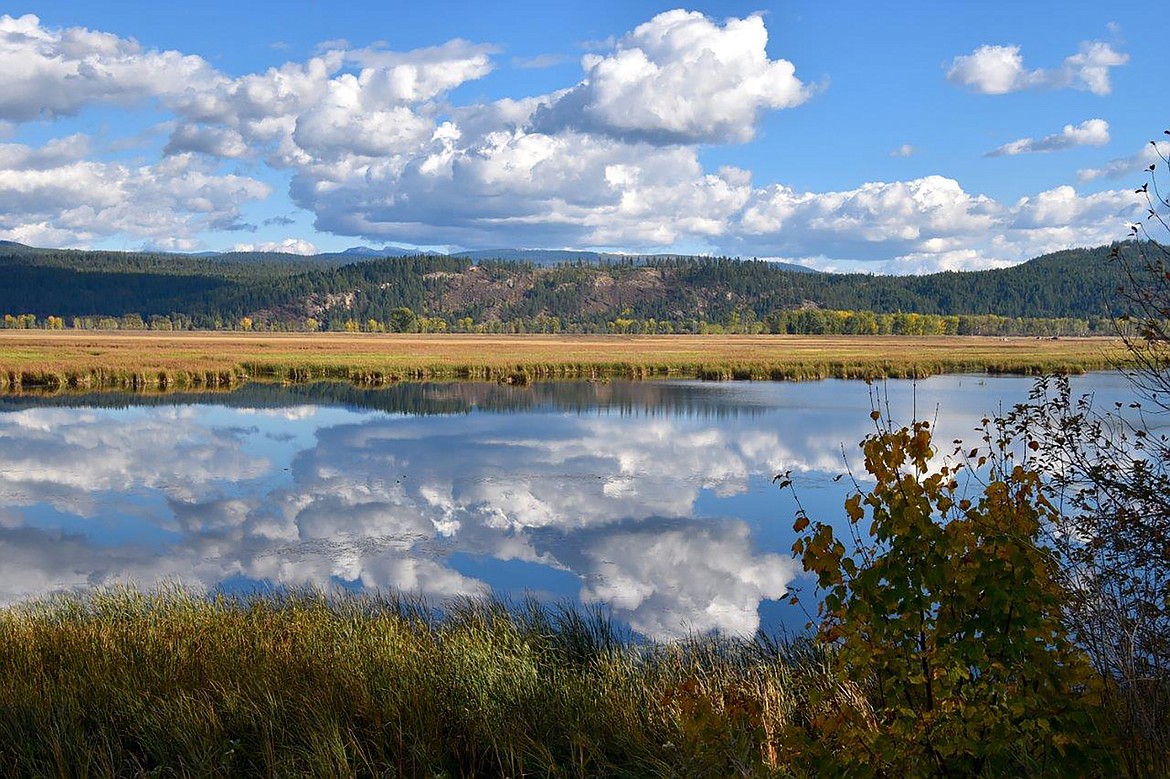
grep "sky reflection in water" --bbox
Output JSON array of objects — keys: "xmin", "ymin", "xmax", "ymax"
[{"xmin": 0, "ymin": 374, "xmax": 1138, "ymax": 639}]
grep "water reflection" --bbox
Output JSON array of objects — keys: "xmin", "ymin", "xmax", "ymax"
[
  {"xmin": 0, "ymin": 381, "xmax": 775, "ymax": 419},
  {"xmin": 0, "ymin": 375, "xmax": 1137, "ymax": 639}
]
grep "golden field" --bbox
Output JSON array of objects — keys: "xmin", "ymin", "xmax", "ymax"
[{"xmin": 0, "ymin": 331, "xmax": 1128, "ymax": 391}]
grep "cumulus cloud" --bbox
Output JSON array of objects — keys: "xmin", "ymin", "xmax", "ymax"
[
  {"xmin": 0, "ymin": 141, "xmax": 270, "ymax": 249},
  {"xmin": 946, "ymin": 41, "xmax": 1127, "ymax": 95},
  {"xmin": 531, "ymin": 10, "xmax": 808, "ymax": 144},
  {"xmin": 731, "ymin": 174, "xmax": 1143, "ymax": 273},
  {"xmin": 987, "ymin": 118, "xmax": 1110, "ymax": 157},
  {"xmin": 739, "ymin": 175, "xmax": 1000, "ymax": 259},
  {"xmin": 292, "ymin": 127, "xmax": 754, "ymax": 249},
  {"xmin": 164, "ymin": 39, "xmax": 494, "ymax": 168},
  {"xmin": 1007, "ymin": 185, "xmax": 1139, "ymax": 242},
  {"xmin": 0, "ymin": 10, "xmax": 1144, "ymax": 270},
  {"xmin": 0, "ymin": 133, "xmax": 90, "ymax": 169},
  {"xmin": 345, "ymin": 39, "xmax": 495, "ymax": 100},
  {"xmin": 231, "ymin": 238, "xmax": 318, "ymax": 255},
  {"xmin": 1078, "ymin": 141, "xmax": 1170, "ymax": 183},
  {"xmin": 0, "ymin": 13, "xmax": 219, "ymax": 121},
  {"xmin": 975, "ymin": 185, "xmax": 1142, "ymax": 263},
  {"xmin": 890, "ymin": 144, "xmax": 915, "ymax": 158},
  {"xmin": 163, "ymin": 125, "xmax": 250, "ymax": 159}
]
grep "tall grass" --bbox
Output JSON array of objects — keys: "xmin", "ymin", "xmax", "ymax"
[
  {"xmin": 0, "ymin": 332, "xmax": 1128, "ymax": 393},
  {"xmin": 0, "ymin": 586, "xmax": 843, "ymax": 777},
  {"xmin": 0, "ymin": 585, "xmax": 1151, "ymax": 775}
]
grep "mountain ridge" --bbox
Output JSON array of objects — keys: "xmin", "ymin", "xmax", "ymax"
[{"xmin": 0, "ymin": 241, "xmax": 1140, "ymax": 331}]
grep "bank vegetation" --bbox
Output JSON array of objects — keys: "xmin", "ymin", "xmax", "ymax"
[{"xmin": 0, "ymin": 332, "xmax": 1127, "ymax": 393}]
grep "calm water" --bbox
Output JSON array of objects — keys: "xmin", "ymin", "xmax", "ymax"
[{"xmin": 0, "ymin": 373, "xmax": 1140, "ymax": 639}]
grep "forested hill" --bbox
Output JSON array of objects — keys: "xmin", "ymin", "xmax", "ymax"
[{"xmin": 0, "ymin": 242, "xmax": 1141, "ymax": 333}]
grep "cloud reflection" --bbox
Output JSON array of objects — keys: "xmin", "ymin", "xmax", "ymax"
[{"xmin": 0, "ymin": 376, "xmax": 1120, "ymax": 638}]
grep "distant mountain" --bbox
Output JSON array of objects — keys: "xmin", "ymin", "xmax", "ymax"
[
  {"xmin": 450, "ymin": 248, "xmax": 816, "ymax": 273},
  {"xmin": 319, "ymin": 246, "xmax": 425, "ymax": 260},
  {"xmin": 455, "ymin": 248, "xmax": 611, "ymax": 265},
  {"xmin": 0, "ymin": 240, "xmax": 39, "ymax": 254},
  {"xmin": 91, "ymin": 242, "xmax": 818, "ymax": 272},
  {"xmin": 339, "ymin": 246, "xmax": 387, "ymax": 257},
  {"xmin": 335, "ymin": 246, "xmax": 425, "ymax": 258}
]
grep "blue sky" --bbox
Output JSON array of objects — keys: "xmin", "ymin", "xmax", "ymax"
[{"xmin": 0, "ymin": 2, "xmax": 1161, "ymax": 272}]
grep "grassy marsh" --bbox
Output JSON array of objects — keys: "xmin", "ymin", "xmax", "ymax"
[
  {"xmin": 0, "ymin": 587, "xmax": 835, "ymax": 777},
  {"xmin": 0, "ymin": 331, "xmax": 1128, "ymax": 392},
  {"xmin": 0, "ymin": 586, "xmax": 1135, "ymax": 776}
]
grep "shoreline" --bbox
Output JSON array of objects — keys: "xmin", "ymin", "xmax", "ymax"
[{"xmin": 0, "ymin": 331, "xmax": 1128, "ymax": 393}]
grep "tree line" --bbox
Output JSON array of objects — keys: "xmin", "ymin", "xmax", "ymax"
[{"xmin": 0, "ymin": 307, "xmax": 1123, "ymax": 337}]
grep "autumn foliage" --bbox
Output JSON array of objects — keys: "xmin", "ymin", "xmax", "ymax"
[{"xmin": 789, "ymin": 415, "xmax": 1112, "ymax": 776}]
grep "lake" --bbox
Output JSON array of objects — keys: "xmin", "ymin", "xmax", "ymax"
[{"xmin": 0, "ymin": 372, "xmax": 1141, "ymax": 639}]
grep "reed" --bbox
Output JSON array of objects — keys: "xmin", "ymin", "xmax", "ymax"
[
  {"xmin": 0, "ymin": 585, "xmax": 1147, "ymax": 775},
  {"xmin": 0, "ymin": 586, "xmax": 830, "ymax": 776},
  {"xmin": 0, "ymin": 332, "xmax": 1128, "ymax": 393}
]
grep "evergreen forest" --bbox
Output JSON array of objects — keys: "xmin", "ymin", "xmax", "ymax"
[{"xmin": 0, "ymin": 241, "xmax": 1143, "ymax": 336}]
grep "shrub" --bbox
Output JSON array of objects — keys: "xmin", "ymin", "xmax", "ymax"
[{"xmin": 789, "ymin": 415, "xmax": 1112, "ymax": 776}]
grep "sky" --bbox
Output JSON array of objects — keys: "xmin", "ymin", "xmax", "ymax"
[{"xmin": 0, "ymin": 1, "xmax": 1162, "ymax": 273}]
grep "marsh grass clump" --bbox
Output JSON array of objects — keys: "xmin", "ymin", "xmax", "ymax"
[
  {"xmin": 0, "ymin": 585, "xmax": 826, "ymax": 777},
  {"xmin": 0, "ymin": 332, "xmax": 1126, "ymax": 394}
]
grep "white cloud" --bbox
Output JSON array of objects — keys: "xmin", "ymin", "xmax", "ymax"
[
  {"xmin": 285, "ymin": 118, "xmax": 1141, "ymax": 271},
  {"xmin": 1009, "ymin": 184, "xmax": 1136, "ymax": 229},
  {"xmin": 164, "ymin": 125, "xmax": 249, "ymax": 159},
  {"xmin": 165, "ymin": 53, "xmax": 342, "ymax": 166},
  {"xmin": 231, "ymin": 238, "xmax": 318, "ymax": 255},
  {"xmin": 0, "ymin": 13, "xmax": 220, "ymax": 121},
  {"xmin": 732, "ymin": 175, "xmax": 1142, "ymax": 273},
  {"xmin": 0, "ymin": 141, "xmax": 270, "ymax": 249},
  {"xmin": 0, "ymin": 133, "xmax": 90, "ymax": 169},
  {"xmin": 992, "ymin": 185, "xmax": 1140, "ymax": 260},
  {"xmin": 1062, "ymin": 41, "xmax": 1129, "ymax": 95},
  {"xmin": 531, "ymin": 10, "xmax": 808, "ymax": 144},
  {"xmin": 165, "ymin": 40, "xmax": 493, "ymax": 168},
  {"xmin": 512, "ymin": 53, "xmax": 567, "ymax": 69},
  {"xmin": 739, "ymin": 175, "xmax": 1000, "ymax": 259},
  {"xmin": 1078, "ymin": 141, "xmax": 1170, "ymax": 183},
  {"xmin": 946, "ymin": 40, "xmax": 1127, "ymax": 95},
  {"xmin": 0, "ymin": 11, "xmax": 1145, "ymax": 270},
  {"xmin": 890, "ymin": 144, "xmax": 915, "ymax": 158},
  {"xmin": 946, "ymin": 44, "xmax": 1039, "ymax": 95},
  {"xmin": 291, "ymin": 127, "xmax": 754, "ymax": 249},
  {"xmin": 987, "ymin": 118, "xmax": 1110, "ymax": 157},
  {"xmin": 344, "ymin": 39, "xmax": 495, "ymax": 101}
]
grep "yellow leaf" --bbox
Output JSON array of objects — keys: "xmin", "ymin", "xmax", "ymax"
[{"xmin": 845, "ymin": 494, "xmax": 864, "ymax": 523}]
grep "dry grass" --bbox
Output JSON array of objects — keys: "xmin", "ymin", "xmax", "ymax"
[
  {"xmin": 0, "ymin": 586, "xmax": 1135, "ymax": 776},
  {"xmin": 0, "ymin": 331, "xmax": 1128, "ymax": 392},
  {"xmin": 0, "ymin": 586, "xmax": 833, "ymax": 777}
]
